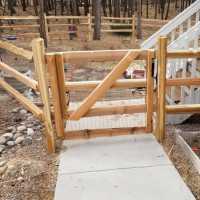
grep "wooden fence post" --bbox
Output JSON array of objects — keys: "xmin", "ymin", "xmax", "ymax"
[
  {"xmin": 55, "ymin": 53, "xmax": 68, "ymax": 117},
  {"xmin": 88, "ymin": 13, "xmax": 92, "ymax": 41},
  {"xmin": 46, "ymin": 54, "xmax": 65, "ymax": 138},
  {"xmin": 132, "ymin": 15, "xmax": 136, "ymax": 45},
  {"xmin": 156, "ymin": 37, "xmax": 167, "ymax": 142},
  {"xmin": 146, "ymin": 50, "xmax": 154, "ymax": 133},
  {"xmin": 32, "ymin": 38, "xmax": 55, "ymax": 153}
]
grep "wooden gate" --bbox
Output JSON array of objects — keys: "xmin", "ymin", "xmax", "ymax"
[{"xmin": 45, "ymin": 47, "xmax": 155, "ymax": 140}]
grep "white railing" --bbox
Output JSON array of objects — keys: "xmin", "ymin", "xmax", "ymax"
[
  {"xmin": 166, "ymin": 22, "xmax": 200, "ymax": 123},
  {"xmin": 141, "ymin": 0, "xmax": 200, "ymax": 123},
  {"xmin": 141, "ymin": 0, "xmax": 200, "ymax": 49}
]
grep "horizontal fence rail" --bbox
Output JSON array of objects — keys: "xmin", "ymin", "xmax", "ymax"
[
  {"xmin": 0, "ymin": 40, "xmax": 33, "ymax": 60},
  {"xmin": 156, "ymin": 37, "xmax": 200, "ymax": 142},
  {"xmin": 0, "ymin": 61, "xmax": 38, "ymax": 90},
  {"xmin": 65, "ymin": 79, "xmax": 146, "ymax": 91}
]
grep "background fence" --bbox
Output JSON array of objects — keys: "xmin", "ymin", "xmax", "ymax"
[{"xmin": 0, "ymin": 15, "xmax": 168, "ymax": 43}]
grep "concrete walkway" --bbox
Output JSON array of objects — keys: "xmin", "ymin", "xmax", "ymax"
[{"xmin": 54, "ymin": 134, "xmax": 195, "ymax": 200}]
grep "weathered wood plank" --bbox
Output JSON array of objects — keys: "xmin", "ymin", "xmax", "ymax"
[
  {"xmin": 65, "ymin": 127, "xmax": 146, "ymax": 140},
  {"xmin": 66, "ymin": 104, "xmax": 146, "ymax": 118},
  {"xmin": 156, "ymin": 37, "xmax": 167, "ymax": 142},
  {"xmin": 146, "ymin": 51, "xmax": 154, "ymax": 132},
  {"xmin": 47, "ymin": 55, "xmax": 65, "ymax": 138},
  {"xmin": 65, "ymin": 79, "xmax": 146, "ymax": 91},
  {"xmin": 32, "ymin": 38, "xmax": 55, "ymax": 153}
]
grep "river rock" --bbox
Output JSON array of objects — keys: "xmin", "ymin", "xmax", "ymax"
[
  {"xmin": 19, "ymin": 109, "xmax": 28, "ymax": 115},
  {"xmin": 27, "ymin": 128, "xmax": 34, "ymax": 136},
  {"xmin": 13, "ymin": 133, "xmax": 23, "ymax": 140},
  {"xmin": 0, "ymin": 136, "xmax": 6, "ymax": 145},
  {"xmin": 0, "ymin": 145, "xmax": 5, "ymax": 153},
  {"xmin": 0, "ymin": 160, "xmax": 7, "ymax": 167},
  {"xmin": 12, "ymin": 108, "xmax": 19, "ymax": 113},
  {"xmin": 15, "ymin": 136, "xmax": 25, "ymax": 144},
  {"xmin": 0, "ymin": 165, "xmax": 7, "ymax": 175},
  {"xmin": 3, "ymin": 132, "xmax": 13, "ymax": 140},
  {"xmin": 17, "ymin": 125, "xmax": 26, "ymax": 132},
  {"xmin": 7, "ymin": 126, "xmax": 15, "ymax": 132},
  {"xmin": 7, "ymin": 141, "xmax": 15, "ymax": 147}
]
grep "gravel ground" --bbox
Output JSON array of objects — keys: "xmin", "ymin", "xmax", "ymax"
[{"xmin": 0, "ymin": 95, "xmax": 60, "ymax": 200}]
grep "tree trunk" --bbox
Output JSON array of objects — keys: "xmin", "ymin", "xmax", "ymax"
[
  {"xmin": 137, "ymin": 0, "xmax": 142, "ymax": 39},
  {"xmin": 93, "ymin": 0, "xmax": 101, "ymax": 40},
  {"xmin": 39, "ymin": 0, "xmax": 48, "ymax": 47}
]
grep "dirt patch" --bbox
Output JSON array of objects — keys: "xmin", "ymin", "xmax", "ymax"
[
  {"xmin": 0, "ymin": 95, "xmax": 59, "ymax": 200},
  {"xmin": 164, "ymin": 125, "xmax": 200, "ymax": 200}
]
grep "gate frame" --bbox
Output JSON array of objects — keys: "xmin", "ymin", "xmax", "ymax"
[{"xmin": 45, "ymin": 47, "xmax": 155, "ymax": 140}]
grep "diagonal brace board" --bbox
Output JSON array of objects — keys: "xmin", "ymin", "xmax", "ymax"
[{"xmin": 69, "ymin": 50, "xmax": 140, "ymax": 120}]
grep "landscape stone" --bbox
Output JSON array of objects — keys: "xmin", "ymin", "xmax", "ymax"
[
  {"xmin": 17, "ymin": 125, "xmax": 26, "ymax": 132},
  {"xmin": 3, "ymin": 133, "xmax": 13, "ymax": 140},
  {"xmin": 0, "ymin": 160, "xmax": 7, "ymax": 167},
  {"xmin": 27, "ymin": 128, "xmax": 34, "ymax": 136},
  {"xmin": 7, "ymin": 126, "xmax": 15, "ymax": 132},
  {"xmin": 7, "ymin": 141, "xmax": 15, "ymax": 147},
  {"xmin": 0, "ymin": 136, "xmax": 6, "ymax": 145},
  {"xmin": 17, "ymin": 176, "xmax": 24, "ymax": 182},
  {"xmin": 19, "ymin": 109, "xmax": 28, "ymax": 115},
  {"xmin": 0, "ymin": 165, "xmax": 7, "ymax": 175},
  {"xmin": 13, "ymin": 133, "xmax": 23, "ymax": 140},
  {"xmin": 15, "ymin": 136, "xmax": 25, "ymax": 144},
  {"xmin": 12, "ymin": 108, "xmax": 19, "ymax": 113},
  {"xmin": 26, "ymin": 124, "xmax": 34, "ymax": 128},
  {"xmin": 0, "ymin": 145, "xmax": 5, "ymax": 153}
]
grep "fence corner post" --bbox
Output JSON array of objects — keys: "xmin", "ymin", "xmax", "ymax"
[
  {"xmin": 156, "ymin": 37, "xmax": 167, "ymax": 142},
  {"xmin": 32, "ymin": 38, "xmax": 55, "ymax": 153},
  {"xmin": 146, "ymin": 50, "xmax": 154, "ymax": 133},
  {"xmin": 46, "ymin": 53, "xmax": 65, "ymax": 139}
]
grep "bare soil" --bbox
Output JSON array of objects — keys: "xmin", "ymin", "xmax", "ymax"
[
  {"xmin": 0, "ymin": 95, "xmax": 60, "ymax": 200},
  {"xmin": 164, "ymin": 125, "xmax": 200, "ymax": 200}
]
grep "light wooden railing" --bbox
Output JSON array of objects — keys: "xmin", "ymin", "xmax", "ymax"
[
  {"xmin": 1, "ymin": 37, "xmax": 200, "ymax": 152},
  {"xmin": 45, "ymin": 48, "xmax": 155, "ymax": 140},
  {"xmin": 156, "ymin": 37, "xmax": 200, "ymax": 141},
  {"xmin": 0, "ymin": 39, "xmax": 55, "ymax": 153},
  {"xmin": 46, "ymin": 37, "xmax": 200, "ymax": 143}
]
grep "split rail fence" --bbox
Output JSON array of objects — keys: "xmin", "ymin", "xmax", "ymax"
[
  {"xmin": 0, "ymin": 15, "xmax": 168, "ymax": 43},
  {"xmin": 0, "ymin": 37, "xmax": 199, "ymax": 153}
]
